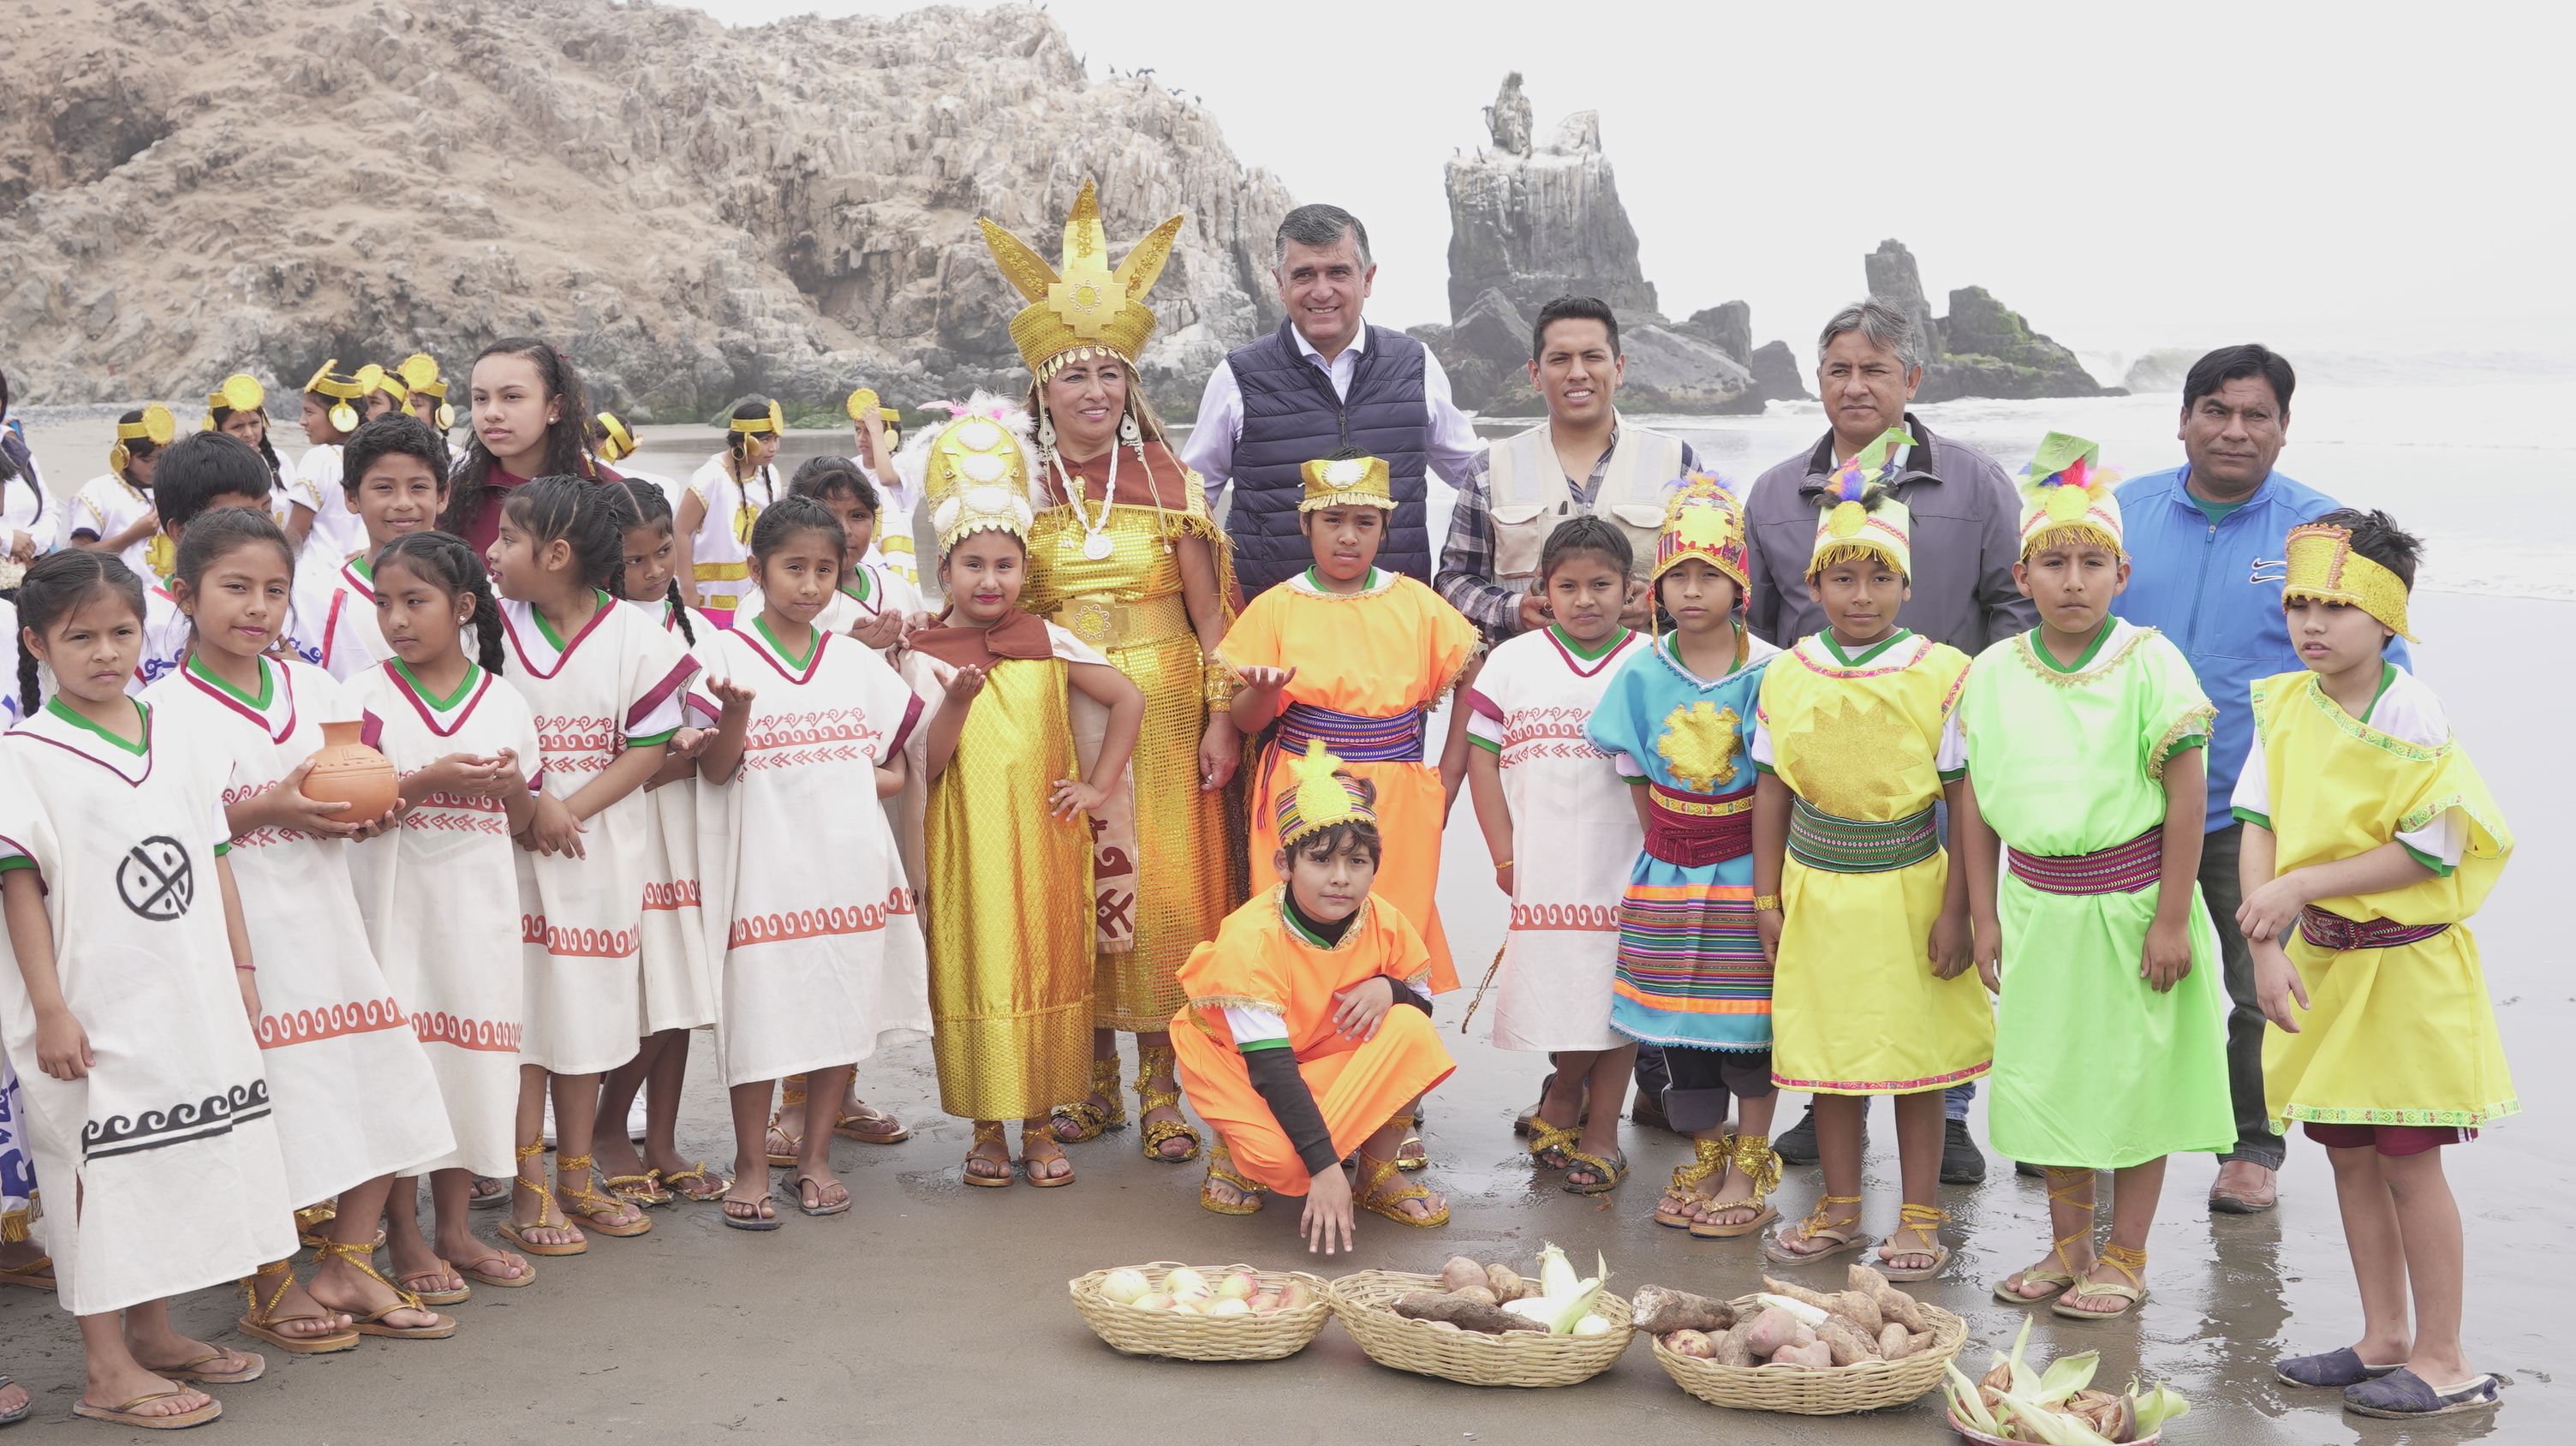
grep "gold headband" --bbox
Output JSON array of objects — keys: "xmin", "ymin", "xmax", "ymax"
[
  {"xmin": 395, "ymin": 353, "xmax": 446, "ymax": 399},
  {"xmin": 200, "ymin": 373, "xmax": 264, "ymax": 431},
  {"xmin": 110, "ymin": 403, "xmax": 176, "ymax": 472},
  {"xmin": 594, "ymin": 411, "xmax": 637, "ymax": 463},
  {"xmin": 2282, "ymin": 522, "xmax": 2417, "ymax": 642},
  {"xmin": 1297, "ymin": 455, "xmax": 1395, "ymax": 511},
  {"xmin": 730, "ymin": 399, "xmax": 785, "ymax": 438},
  {"xmin": 306, "ymin": 359, "xmax": 365, "ymax": 433}
]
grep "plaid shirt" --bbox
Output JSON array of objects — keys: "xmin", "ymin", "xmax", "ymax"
[{"xmin": 1434, "ymin": 430, "xmax": 1701, "ymax": 640}]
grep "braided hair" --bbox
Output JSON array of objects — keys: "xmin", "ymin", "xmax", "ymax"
[
  {"xmin": 504, "ymin": 474, "xmax": 638, "ymax": 602},
  {"xmin": 619, "ymin": 478, "xmax": 694, "ymax": 645},
  {"xmin": 16, "ymin": 549, "xmax": 145, "ymax": 718},
  {"xmin": 374, "ymin": 531, "xmax": 507, "ymax": 676}
]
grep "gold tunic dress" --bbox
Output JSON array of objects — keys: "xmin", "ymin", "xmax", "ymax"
[
  {"xmin": 922, "ymin": 651, "xmax": 1096, "ymax": 1120},
  {"xmin": 1022, "ymin": 444, "xmax": 1242, "ymax": 1031}
]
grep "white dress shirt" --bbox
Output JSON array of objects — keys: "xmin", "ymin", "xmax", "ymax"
[{"xmin": 1182, "ymin": 322, "xmax": 1487, "ymax": 508}]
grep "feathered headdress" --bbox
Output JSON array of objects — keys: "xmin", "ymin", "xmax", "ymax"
[
  {"xmin": 2016, "ymin": 431, "xmax": 2126, "ymax": 559},
  {"xmin": 897, "ymin": 391, "xmax": 1042, "ymax": 556},
  {"xmin": 1808, "ymin": 427, "xmax": 1914, "ymax": 579}
]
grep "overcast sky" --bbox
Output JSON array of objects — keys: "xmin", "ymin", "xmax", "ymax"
[{"xmin": 682, "ymin": 1, "xmax": 2561, "ymax": 369}]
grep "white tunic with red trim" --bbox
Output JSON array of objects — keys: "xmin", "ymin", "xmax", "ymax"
[
  {"xmin": 140, "ymin": 656, "xmax": 453, "ymax": 1206},
  {"xmin": 1461, "ymin": 626, "xmax": 1649, "ymax": 1052},
  {"xmin": 128, "ymin": 582, "xmax": 190, "ymax": 696},
  {"xmin": 697, "ymin": 621, "xmax": 929, "ymax": 1084},
  {"xmin": 627, "ymin": 595, "xmax": 725, "ymax": 1033},
  {"xmin": 500, "ymin": 595, "xmax": 697, "ymax": 1073},
  {"xmin": 345, "ymin": 660, "xmax": 546, "ymax": 1177},
  {"xmin": 272, "ymin": 554, "xmax": 385, "ymax": 684},
  {"xmin": 0, "ymin": 701, "xmax": 297, "ymax": 1314}
]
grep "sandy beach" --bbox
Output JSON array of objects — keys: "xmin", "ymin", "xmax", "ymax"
[{"xmin": 0, "ymin": 419, "xmax": 2561, "ymax": 1444}]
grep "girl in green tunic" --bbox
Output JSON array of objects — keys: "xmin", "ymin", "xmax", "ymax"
[{"xmin": 1955, "ymin": 434, "xmax": 2233, "ymax": 1321}]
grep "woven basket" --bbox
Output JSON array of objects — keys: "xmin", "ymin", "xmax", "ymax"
[
  {"xmin": 1948, "ymin": 1408, "xmax": 2161, "ymax": 1445},
  {"xmin": 1650, "ymin": 1297, "xmax": 1969, "ymax": 1413},
  {"xmin": 1327, "ymin": 1270, "xmax": 1634, "ymax": 1388},
  {"xmin": 1068, "ymin": 1261, "xmax": 1332, "ymax": 1361}
]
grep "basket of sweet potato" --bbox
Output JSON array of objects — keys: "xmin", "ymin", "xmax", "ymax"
[{"xmin": 1641, "ymin": 1264, "xmax": 1967, "ymax": 1414}]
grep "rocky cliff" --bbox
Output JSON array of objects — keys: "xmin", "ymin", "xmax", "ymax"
[
  {"xmin": 0, "ymin": 0, "xmax": 1295, "ymax": 419},
  {"xmin": 1863, "ymin": 240, "xmax": 2108, "ymax": 402}
]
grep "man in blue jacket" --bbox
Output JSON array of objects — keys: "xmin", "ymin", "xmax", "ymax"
[{"xmin": 2112, "ymin": 344, "xmax": 2409, "ymax": 1216}]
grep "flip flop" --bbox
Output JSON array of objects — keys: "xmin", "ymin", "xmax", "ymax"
[
  {"xmin": 1688, "ymin": 1200, "xmax": 1778, "ymax": 1240},
  {"xmin": 498, "ymin": 1144, "xmax": 587, "ymax": 1255},
  {"xmin": 316, "ymin": 1240, "xmax": 459, "ymax": 1339},
  {"xmin": 1526, "ymin": 1120, "xmax": 1581, "ymax": 1172},
  {"xmin": 721, "ymin": 1196, "xmax": 781, "ymax": 1232},
  {"xmin": 458, "ymin": 1252, "xmax": 536, "ymax": 1290},
  {"xmin": 2052, "ymin": 1280, "xmax": 2147, "ymax": 1320},
  {"xmin": 1875, "ymin": 1204, "xmax": 1953, "ymax": 1282},
  {"xmin": 660, "ymin": 1163, "xmax": 732, "ymax": 1201},
  {"xmin": 1994, "ymin": 1269, "xmax": 2077, "ymax": 1306},
  {"xmin": 962, "ymin": 1123, "xmax": 1014, "ymax": 1187},
  {"xmin": 793, "ymin": 1175, "xmax": 853, "ymax": 1217},
  {"xmin": 833, "ymin": 1104, "xmax": 910, "ymax": 1145},
  {"xmin": 398, "ymin": 1261, "xmax": 471, "ymax": 1306},
  {"xmin": 1761, "ymin": 1194, "xmax": 1874, "ymax": 1266},
  {"xmin": 71, "ymin": 1390, "xmax": 221, "ymax": 1430},
  {"xmin": 600, "ymin": 1170, "xmax": 675, "ymax": 1208},
  {"xmin": 0, "ymin": 1376, "xmax": 26, "ymax": 1426},
  {"xmin": 236, "ymin": 1264, "xmax": 361, "ymax": 1354},
  {"xmin": 467, "ymin": 1178, "xmax": 511, "ymax": 1210},
  {"xmin": 152, "ymin": 1351, "xmax": 264, "ymax": 1385},
  {"xmin": 1655, "ymin": 1138, "xmax": 1731, "ymax": 1228}
]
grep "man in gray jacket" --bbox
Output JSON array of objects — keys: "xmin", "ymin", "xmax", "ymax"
[{"xmin": 1743, "ymin": 296, "xmax": 2035, "ymax": 1185}]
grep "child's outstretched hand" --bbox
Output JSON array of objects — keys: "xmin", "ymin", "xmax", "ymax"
[
  {"xmin": 33, "ymin": 1006, "xmax": 92, "ymax": 1080},
  {"xmin": 709, "ymin": 677, "xmax": 757, "ymax": 714},
  {"xmin": 521, "ymin": 792, "xmax": 588, "ymax": 857},
  {"xmin": 670, "ymin": 726, "xmax": 713, "ymax": 760},
  {"xmin": 2236, "ymin": 869, "xmax": 2310, "ymax": 944},
  {"xmin": 1050, "ymin": 776, "xmax": 1108, "ymax": 821},
  {"xmin": 942, "ymin": 664, "xmax": 988, "ymax": 705},
  {"xmin": 1303, "ymin": 1165, "xmax": 1357, "ymax": 1255},
  {"xmin": 850, "ymin": 609, "xmax": 907, "ymax": 651},
  {"xmin": 1237, "ymin": 665, "xmax": 1295, "ymax": 698},
  {"xmin": 2253, "ymin": 938, "xmax": 2308, "ymax": 1030},
  {"xmin": 1329, "ymin": 976, "xmax": 1397, "ymax": 1043},
  {"xmin": 2139, "ymin": 916, "xmax": 2193, "ymax": 993}
]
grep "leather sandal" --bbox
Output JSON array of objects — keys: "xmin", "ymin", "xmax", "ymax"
[
  {"xmin": 1996, "ymin": 1166, "xmax": 2095, "ymax": 1305},
  {"xmin": 2052, "ymin": 1243, "xmax": 2149, "ymax": 1320},
  {"xmin": 1136, "ymin": 1044, "xmax": 1201, "ymax": 1162},
  {"xmin": 397, "ymin": 1259, "xmax": 472, "ymax": 1306},
  {"xmin": 600, "ymin": 1168, "xmax": 675, "ymax": 1208},
  {"xmin": 1688, "ymin": 1133, "xmax": 1782, "ymax": 1237},
  {"xmin": 315, "ymin": 1239, "xmax": 458, "ymax": 1339},
  {"xmin": 0, "ymin": 1253, "xmax": 55, "ymax": 1290},
  {"xmin": 962, "ymin": 1121, "xmax": 1016, "ymax": 1188},
  {"xmin": 496, "ymin": 1140, "xmax": 587, "ymax": 1257},
  {"xmin": 1761, "ymin": 1193, "xmax": 1875, "ymax": 1266},
  {"xmin": 1050, "ymin": 1056, "xmax": 1127, "ymax": 1144},
  {"xmin": 1655, "ymin": 1137, "xmax": 1729, "ymax": 1228},
  {"xmin": 235, "ymin": 1259, "xmax": 360, "ymax": 1353},
  {"xmin": 1020, "ymin": 1120, "xmax": 1076, "ymax": 1187},
  {"xmin": 660, "ymin": 1162, "xmax": 731, "ymax": 1201}
]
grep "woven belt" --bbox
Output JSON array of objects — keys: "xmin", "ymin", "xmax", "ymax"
[
  {"xmin": 2297, "ymin": 905, "xmax": 2451, "ymax": 953},
  {"xmin": 1645, "ymin": 781, "xmax": 1754, "ymax": 867},
  {"xmin": 1275, "ymin": 702, "xmax": 1424, "ymax": 763},
  {"xmin": 1050, "ymin": 592, "xmax": 1190, "ymax": 651},
  {"xmin": 2008, "ymin": 826, "xmax": 2163, "ymax": 896},
  {"xmin": 1786, "ymin": 797, "xmax": 1938, "ymax": 874}
]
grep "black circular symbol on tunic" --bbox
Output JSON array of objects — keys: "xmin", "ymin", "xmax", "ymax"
[{"xmin": 116, "ymin": 836, "xmax": 194, "ymax": 921}]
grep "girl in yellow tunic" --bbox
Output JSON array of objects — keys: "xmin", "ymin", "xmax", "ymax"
[
  {"xmin": 976, "ymin": 183, "xmax": 1246, "ymax": 1162},
  {"xmin": 2236, "ymin": 512, "xmax": 2513, "ymax": 1419},
  {"xmin": 899, "ymin": 408, "xmax": 1144, "ymax": 1190},
  {"xmin": 1752, "ymin": 430, "xmax": 1986, "ymax": 1282},
  {"xmin": 1226, "ymin": 456, "xmax": 1482, "ymax": 995}
]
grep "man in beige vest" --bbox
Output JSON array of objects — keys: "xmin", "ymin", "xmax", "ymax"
[{"xmin": 1435, "ymin": 295, "xmax": 1704, "ymax": 640}]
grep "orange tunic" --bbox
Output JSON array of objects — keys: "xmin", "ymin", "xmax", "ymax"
[
  {"xmin": 1171, "ymin": 888, "xmax": 1458, "ymax": 1196},
  {"xmin": 1219, "ymin": 569, "xmax": 1480, "ymax": 990}
]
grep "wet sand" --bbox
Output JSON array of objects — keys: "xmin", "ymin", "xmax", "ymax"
[{"xmin": 0, "ymin": 417, "xmax": 2561, "ymax": 1443}]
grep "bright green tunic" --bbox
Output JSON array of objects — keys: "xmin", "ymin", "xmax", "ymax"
[{"xmin": 1960, "ymin": 620, "xmax": 2233, "ymax": 1168}]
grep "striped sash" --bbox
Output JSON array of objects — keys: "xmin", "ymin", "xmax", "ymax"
[
  {"xmin": 1275, "ymin": 702, "xmax": 1424, "ymax": 763},
  {"xmin": 1786, "ymin": 798, "xmax": 1939, "ymax": 874},
  {"xmin": 2298, "ymin": 905, "xmax": 2450, "ymax": 953},
  {"xmin": 2007, "ymin": 827, "xmax": 2163, "ymax": 896},
  {"xmin": 1645, "ymin": 781, "xmax": 1755, "ymax": 868}
]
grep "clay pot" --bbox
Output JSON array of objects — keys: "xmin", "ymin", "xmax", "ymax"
[{"xmin": 304, "ymin": 720, "xmax": 399, "ymax": 821}]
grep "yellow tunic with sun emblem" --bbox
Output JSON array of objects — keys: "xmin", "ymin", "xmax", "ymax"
[{"xmin": 1753, "ymin": 630, "xmax": 1992, "ymax": 1094}]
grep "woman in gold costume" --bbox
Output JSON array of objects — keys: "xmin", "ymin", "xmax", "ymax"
[{"xmin": 977, "ymin": 180, "xmax": 1246, "ymax": 1163}]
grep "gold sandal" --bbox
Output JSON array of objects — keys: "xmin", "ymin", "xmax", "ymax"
[
  {"xmin": 294, "ymin": 1199, "xmax": 386, "ymax": 1253},
  {"xmin": 1877, "ymin": 1202, "xmax": 1953, "ymax": 1282},
  {"xmin": 661, "ymin": 1162, "xmax": 731, "ymax": 1201},
  {"xmin": 1050, "ymin": 1056, "xmax": 1127, "ymax": 1144},
  {"xmin": 1526, "ymin": 1119, "xmax": 1581, "ymax": 1172},
  {"xmin": 962, "ymin": 1120, "xmax": 1015, "ymax": 1188},
  {"xmin": 2053, "ymin": 1243, "xmax": 2150, "ymax": 1319},
  {"xmin": 554, "ymin": 1154, "xmax": 652, "ymax": 1237},
  {"xmin": 314, "ymin": 1240, "xmax": 457, "ymax": 1339},
  {"xmin": 397, "ymin": 1258, "xmax": 472, "ymax": 1306},
  {"xmin": 1020, "ymin": 1119, "xmax": 1076, "ymax": 1188},
  {"xmin": 1199, "ymin": 1140, "xmax": 1267, "ymax": 1216},
  {"xmin": 1655, "ymin": 1137, "xmax": 1730, "ymax": 1228},
  {"xmin": 1689, "ymin": 1133, "xmax": 1782, "ymax": 1238},
  {"xmin": 1761, "ymin": 1192, "xmax": 1874, "ymax": 1266},
  {"xmin": 601, "ymin": 1168, "xmax": 675, "ymax": 1208},
  {"xmin": 1997, "ymin": 1166, "xmax": 2096, "ymax": 1305},
  {"xmin": 235, "ymin": 1258, "xmax": 359, "ymax": 1353},
  {"xmin": 764, "ymin": 1079, "xmax": 810, "ymax": 1167},
  {"xmin": 0, "ymin": 1252, "xmax": 56, "ymax": 1290},
  {"xmin": 1354, "ymin": 1132, "xmax": 1448, "ymax": 1228},
  {"xmin": 832, "ymin": 1099, "xmax": 910, "ymax": 1144},
  {"xmin": 1136, "ymin": 1044, "xmax": 1202, "ymax": 1162},
  {"xmin": 496, "ymin": 1139, "xmax": 587, "ymax": 1257}
]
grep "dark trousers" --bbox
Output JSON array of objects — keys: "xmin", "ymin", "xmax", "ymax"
[{"xmin": 2197, "ymin": 822, "xmax": 2286, "ymax": 1169}]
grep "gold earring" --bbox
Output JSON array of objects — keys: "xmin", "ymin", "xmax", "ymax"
[{"xmin": 330, "ymin": 403, "xmax": 359, "ymax": 432}]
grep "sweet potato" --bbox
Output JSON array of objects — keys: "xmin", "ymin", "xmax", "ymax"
[
  {"xmin": 1790, "ymin": 1324, "xmax": 1818, "ymax": 1350},
  {"xmin": 1828, "ymin": 1289, "xmax": 1884, "ymax": 1333},
  {"xmin": 1907, "ymin": 1329, "xmax": 1935, "ymax": 1356},
  {"xmin": 1817, "ymin": 1315, "xmax": 1882, "ymax": 1366},
  {"xmin": 1770, "ymin": 1341, "xmax": 1836, "ymax": 1369},
  {"xmin": 1486, "ymin": 1264, "xmax": 1535, "ymax": 1301},
  {"xmin": 1760, "ymin": 1275, "xmax": 1839, "ymax": 1312},
  {"xmin": 1393, "ymin": 1291, "xmax": 1524, "ymax": 1334},
  {"xmin": 1451, "ymin": 1284, "xmax": 1499, "ymax": 1306},
  {"xmin": 1743, "ymin": 1305, "xmax": 1801, "ymax": 1359},
  {"xmin": 1847, "ymin": 1263, "xmax": 1930, "ymax": 1333},
  {"xmin": 1439, "ymin": 1256, "xmax": 1488, "ymax": 1294},
  {"xmin": 1631, "ymin": 1284, "xmax": 1737, "ymax": 1335},
  {"xmin": 1710, "ymin": 1322, "xmax": 1756, "ymax": 1367},
  {"xmin": 1662, "ymin": 1329, "xmax": 1715, "ymax": 1359},
  {"xmin": 1878, "ymin": 1321, "xmax": 1912, "ymax": 1359}
]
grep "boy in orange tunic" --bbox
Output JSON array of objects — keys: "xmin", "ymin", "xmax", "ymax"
[{"xmin": 1170, "ymin": 742, "xmax": 1458, "ymax": 1252}]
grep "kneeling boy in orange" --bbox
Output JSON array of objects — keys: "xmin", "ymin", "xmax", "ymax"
[{"xmin": 1172, "ymin": 742, "xmax": 1458, "ymax": 1252}]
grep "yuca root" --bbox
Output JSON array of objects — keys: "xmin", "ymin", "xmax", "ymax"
[
  {"xmin": 1392, "ymin": 1291, "xmax": 1535, "ymax": 1335},
  {"xmin": 1631, "ymin": 1283, "xmax": 1738, "ymax": 1335}
]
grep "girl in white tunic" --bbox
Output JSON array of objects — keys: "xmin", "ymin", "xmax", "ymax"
[
  {"xmin": 143, "ymin": 508, "xmax": 457, "ymax": 1347},
  {"xmin": 68, "ymin": 405, "xmax": 170, "ymax": 578},
  {"xmin": 1461, "ymin": 518, "xmax": 1649, "ymax": 1193},
  {"xmin": 697, "ymin": 499, "xmax": 930, "ymax": 1228},
  {"xmin": 587, "ymin": 479, "xmax": 730, "ymax": 1209},
  {"xmin": 2, "ymin": 551, "xmax": 289, "ymax": 1427},
  {"xmin": 675, "ymin": 396, "xmax": 784, "ymax": 620},
  {"xmin": 345, "ymin": 532, "xmax": 546, "ymax": 1294},
  {"xmin": 487, "ymin": 475, "xmax": 695, "ymax": 1254}
]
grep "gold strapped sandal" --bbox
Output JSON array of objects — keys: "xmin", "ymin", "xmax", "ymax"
[
  {"xmin": 294, "ymin": 1199, "xmax": 385, "ymax": 1253},
  {"xmin": 2054, "ymin": 1242, "xmax": 2150, "ymax": 1320},
  {"xmin": 962, "ymin": 1120, "xmax": 1015, "ymax": 1187},
  {"xmin": 661, "ymin": 1162, "xmax": 731, "ymax": 1201},
  {"xmin": 235, "ymin": 1259, "xmax": 359, "ymax": 1353},
  {"xmin": 1199, "ymin": 1140, "xmax": 1267, "ymax": 1216},
  {"xmin": 602, "ymin": 1167, "xmax": 675, "ymax": 1208},
  {"xmin": 313, "ymin": 1239, "xmax": 457, "ymax": 1339},
  {"xmin": 1760, "ymin": 1192, "xmax": 1873, "ymax": 1266},
  {"xmin": 1020, "ymin": 1118, "xmax": 1076, "ymax": 1188},
  {"xmin": 765, "ymin": 1079, "xmax": 810, "ymax": 1167},
  {"xmin": 1689, "ymin": 1133, "xmax": 1783, "ymax": 1239},
  {"xmin": 1878, "ymin": 1202, "xmax": 1953, "ymax": 1282},
  {"xmin": 1655, "ymin": 1136, "xmax": 1731, "ymax": 1228},
  {"xmin": 1050, "ymin": 1056, "xmax": 1127, "ymax": 1144},
  {"xmin": 1997, "ymin": 1166, "xmax": 2096, "ymax": 1305},
  {"xmin": 1354, "ymin": 1127, "xmax": 1448, "ymax": 1228},
  {"xmin": 554, "ymin": 1154, "xmax": 652, "ymax": 1237},
  {"xmin": 1526, "ymin": 1119, "xmax": 1581, "ymax": 1172},
  {"xmin": 832, "ymin": 1099, "xmax": 910, "ymax": 1145},
  {"xmin": 496, "ymin": 1139, "xmax": 587, "ymax": 1257},
  {"xmin": 1135, "ymin": 1044, "xmax": 1202, "ymax": 1162}
]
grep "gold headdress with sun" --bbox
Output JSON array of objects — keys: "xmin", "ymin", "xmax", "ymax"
[
  {"xmin": 1651, "ymin": 474, "xmax": 1750, "ymax": 591},
  {"xmin": 593, "ymin": 411, "xmax": 640, "ymax": 463},
  {"xmin": 1298, "ymin": 454, "xmax": 1394, "ymax": 511},
  {"xmin": 397, "ymin": 354, "xmax": 454, "ymax": 428},
  {"xmin": 978, "ymin": 179, "xmax": 1186, "ymax": 383},
  {"xmin": 200, "ymin": 374, "xmax": 265, "ymax": 433},
  {"xmin": 305, "ymin": 360, "xmax": 367, "ymax": 433},
  {"xmin": 110, "ymin": 403, "xmax": 175, "ymax": 474},
  {"xmin": 919, "ymin": 405, "xmax": 1039, "ymax": 554}
]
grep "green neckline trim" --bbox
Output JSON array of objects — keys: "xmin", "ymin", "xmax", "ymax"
[
  {"xmin": 345, "ymin": 554, "xmax": 373, "ymax": 582},
  {"xmin": 1303, "ymin": 565, "xmax": 1380, "ymax": 595},
  {"xmin": 754, "ymin": 614, "xmax": 815, "ymax": 669},
  {"xmin": 841, "ymin": 569, "xmax": 874, "ymax": 604},
  {"xmin": 45, "ymin": 696, "xmax": 150, "ymax": 756},
  {"xmin": 1550, "ymin": 624, "xmax": 1631, "ymax": 660},
  {"xmin": 2366, "ymin": 661, "xmax": 2397, "ymax": 720},
  {"xmin": 1820, "ymin": 626, "xmax": 1911, "ymax": 667},
  {"xmin": 188, "ymin": 652, "xmax": 273, "ymax": 712},
  {"xmin": 2034, "ymin": 618, "xmax": 2116, "ymax": 673},
  {"xmin": 531, "ymin": 590, "xmax": 613, "ymax": 652},
  {"xmin": 394, "ymin": 657, "xmax": 480, "ymax": 712}
]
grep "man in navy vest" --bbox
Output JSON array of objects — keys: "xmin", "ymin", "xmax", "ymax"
[{"xmin": 1184, "ymin": 204, "xmax": 1486, "ymax": 595}]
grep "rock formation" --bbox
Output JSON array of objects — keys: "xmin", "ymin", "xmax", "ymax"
[
  {"xmin": 0, "ymin": 0, "xmax": 1296, "ymax": 419},
  {"xmin": 1862, "ymin": 241, "xmax": 2108, "ymax": 401}
]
